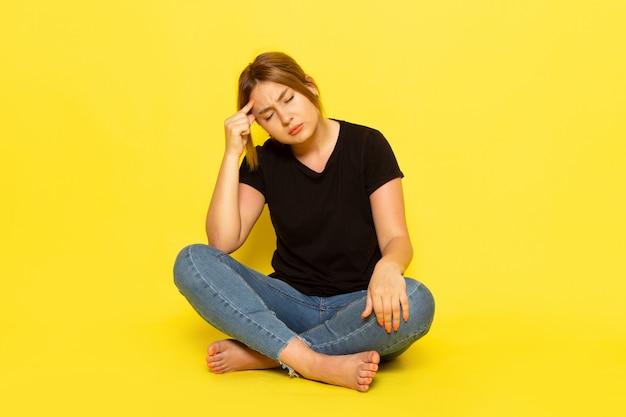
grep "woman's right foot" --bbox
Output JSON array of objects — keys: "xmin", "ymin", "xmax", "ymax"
[
  {"xmin": 306, "ymin": 350, "xmax": 380, "ymax": 392},
  {"xmin": 279, "ymin": 338, "xmax": 381, "ymax": 392}
]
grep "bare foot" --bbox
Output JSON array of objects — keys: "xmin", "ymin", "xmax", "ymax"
[
  {"xmin": 280, "ymin": 339, "xmax": 380, "ymax": 392},
  {"xmin": 208, "ymin": 339, "xmax": 380, "ymax": 392},
  {"xmin": 206, "ymin": 339, "xmax": 279, "ymax": 373},
  {"xmin": 307, "ymin": 350, "xmax": 380, "ymax": 392}
]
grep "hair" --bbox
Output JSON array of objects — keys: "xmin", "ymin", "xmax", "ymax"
[{"xmin": 237, "ymin": 52, "xmax": 323, "ymax": 170}]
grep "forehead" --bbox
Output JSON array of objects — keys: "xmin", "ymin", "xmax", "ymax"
[{"xmin": 250, "ymin": 81, "xmax": 290, "ymax": 102}]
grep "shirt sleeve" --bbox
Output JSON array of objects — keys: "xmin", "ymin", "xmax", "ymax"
[
  {"xmin": 363, "ymin": 129, "xmax": 404, "ymax": 195},
  {"xmin": 239, "ymin": 151, "xmax": 266, "ymax": 197}
]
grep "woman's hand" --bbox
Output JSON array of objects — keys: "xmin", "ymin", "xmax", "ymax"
[
  {"xmin": 361, "ymin": 260, "xmax": 410, "ymax": 333},
  {"xmin": 223, "ymin": 98, "xmax": 256, "ymax": 157},
  {"xmin": 206, "ymin": 98, "xmax": 260, "ymax": 252},
  {"xmin": 363, "ymin": 178, "xmax": 413, "ymax": 333}
]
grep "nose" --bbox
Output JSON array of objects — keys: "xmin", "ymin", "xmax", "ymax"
[{"xmin": 280, "ymin": 113, "xmax": 293, "ymax": 125}]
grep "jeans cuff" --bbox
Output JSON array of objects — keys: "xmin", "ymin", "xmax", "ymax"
[{"xmin": 277, "ymin": 336, "xmax": 310, "ymax": 378}]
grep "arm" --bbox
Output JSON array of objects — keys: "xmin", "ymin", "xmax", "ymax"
[
  {"xmin": 206, "ymin": 99, "xmax": 265, "ymax": 253},
  {"xmin": 361, "ymin": 178, "xmax": 414, "ymax": 333}
]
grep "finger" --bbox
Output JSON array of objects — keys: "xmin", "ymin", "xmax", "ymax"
[
  {"xmin": 392, "ymin": 298, "xmax": 401, "ymax": 332},
  {"xmin": 373, "ymin": 297, "xmax": 385, "ymax": 328},
  {"xmin": 382, "ymin": 298, "xmax": 393, "ymax": 333},
  {"xmin": 361, "ymin": 294, "xmax": 373, "ymax": 319},
  {"xmin": 240, "ymin": 97, "xmax": 255, "ymax": 114},
  {"xmin": 401, "ymin": 293, "xmax": 410, "ymax": 323},
  {"xmin": 234, "ymin": 119, "xmax": 251, "ymax": 137},
  {"xmin": 227, "ymin": 115, "xmax": 253, "ymax": 137}
]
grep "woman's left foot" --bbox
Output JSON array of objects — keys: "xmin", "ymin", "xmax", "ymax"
[{"xmin": 206, "ymin": 339, "xmax": 279, "ymax": 373}]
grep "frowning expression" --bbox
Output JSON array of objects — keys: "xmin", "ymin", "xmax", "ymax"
[{"xmin": 250, "ymin": 81, "xmax": 321, "ymax": 144}]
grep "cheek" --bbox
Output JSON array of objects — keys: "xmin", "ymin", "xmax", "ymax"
[
  {"xmin": 257, "ymin": 119, "xmax": 278, "ymax": 136},
  {"xmin": 302, "ymin": 99, "xmax": 320, "ymax": 117}
]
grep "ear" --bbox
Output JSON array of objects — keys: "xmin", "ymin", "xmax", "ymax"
[{"xmin": 304, "ymin": 75, "xmax": 318, "ymax": 96}]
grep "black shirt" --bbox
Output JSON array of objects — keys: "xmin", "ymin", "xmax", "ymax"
[{"xmin": 239, "ymin": 120, "xmax": 403, "ymax": 296}]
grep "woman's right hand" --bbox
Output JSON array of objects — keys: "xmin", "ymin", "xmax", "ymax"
[{"xmin": 223, "ymin": 98, "xmax": 256, "ymax": 157}]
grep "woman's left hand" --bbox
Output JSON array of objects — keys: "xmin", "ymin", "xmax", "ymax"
[{"xmin": 361, "ymin": 260, "xmax": 409, "ymax": 333}]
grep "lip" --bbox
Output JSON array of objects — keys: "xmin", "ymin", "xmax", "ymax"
[{"xmin": 289, "ymin": 123, "xmax": 303, "ymax": 135}]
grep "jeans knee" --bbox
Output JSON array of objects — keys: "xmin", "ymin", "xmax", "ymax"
[
  {"xmin": 174, "ymin": 243, "xmax": 225, "ymax": 292},
  {"xmin": 173, "ymin": 245, "xmax": 191, "ymax": 292},
  {"xmin": 406, "ymin": 279, "xmax": 435, "ymax": 331},
  {"xmin": 173, "ymin": 243, "xmax": 213, "ymax": 293}
]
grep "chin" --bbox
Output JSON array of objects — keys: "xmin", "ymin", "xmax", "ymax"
[{"xmin": 276, "ymin": 132, "xmax": 310, "ymax": 145}]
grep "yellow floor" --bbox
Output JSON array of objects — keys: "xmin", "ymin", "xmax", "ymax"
[
  {"xmin": 1, "ymin": 255, "xmax": 624, "ymax": 416},
  {"xmin": 2, "ymin": 1, "xmax": 625, "ymax": 416}
]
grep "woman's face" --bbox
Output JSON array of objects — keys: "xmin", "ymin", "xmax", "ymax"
[{"xmin": 250, "ymin": 80, "xmax": 320, "ymax": 145}]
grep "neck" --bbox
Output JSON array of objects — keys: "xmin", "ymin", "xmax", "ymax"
[
  {"xmin": 290, "ymin": 118, "xmax": 339, "ymax": 173},
  {"xmin": 291, "ymin": 118, "xmax": 337, "ymax": 157}
]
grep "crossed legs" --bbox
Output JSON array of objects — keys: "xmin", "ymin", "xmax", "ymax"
[{"xmin": 174, "ymin": 244, "xmax": 433, "ymax": 392}]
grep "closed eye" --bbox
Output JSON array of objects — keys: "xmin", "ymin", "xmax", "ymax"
[{"xmin": 260, "ymin": 90, "xmax": 293, "ymax": 121}]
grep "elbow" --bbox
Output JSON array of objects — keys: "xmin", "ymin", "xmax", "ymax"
[
  {"xmin": 207, "ymin": 238, "xmax": 234, "ymax": 254},
  {"xmin": 206, "ymin": 229, "xmax": 238, "ymax": 254}
]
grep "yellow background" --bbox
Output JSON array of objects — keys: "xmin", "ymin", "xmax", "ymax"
[{"xmin": 1, "ymin": 1, "xmax": 625, "ymax": 415}]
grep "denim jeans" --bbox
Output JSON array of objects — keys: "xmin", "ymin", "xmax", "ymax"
[{"xmin": 173, "ymin": 244, "xmax": 434, "ymax": 364}]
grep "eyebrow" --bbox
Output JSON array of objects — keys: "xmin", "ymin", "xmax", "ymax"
[{"xmin": 259, "ymin": 88, "xmax": 289, "ymax": 114}]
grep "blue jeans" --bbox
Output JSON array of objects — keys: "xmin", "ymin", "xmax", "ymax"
[{"xmin": 173, "ymin": 244, "xmax": 434, "ymax": 363}]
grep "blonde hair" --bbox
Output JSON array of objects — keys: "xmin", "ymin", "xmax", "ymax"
[{"xmin": 237, "ymin": 52, "xmax": 323, "ymax": 170}]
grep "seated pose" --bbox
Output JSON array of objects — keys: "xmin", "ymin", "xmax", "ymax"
[{"xmin": 173, "ymin": 52, "xmax": 435, "ymax": 392}]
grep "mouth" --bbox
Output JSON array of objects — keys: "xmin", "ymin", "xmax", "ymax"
[{"xmin": 289, "ymin": 123, "xmax": 303, "ymax": 135}]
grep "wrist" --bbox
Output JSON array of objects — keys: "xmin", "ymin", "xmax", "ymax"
[
  {"xmin": 376, "ymin": 257, "xmax": 405, "ymax": 276},
  {"xmin": 222, "ymin": 150, "xmax": 242, "ymax": 164}
]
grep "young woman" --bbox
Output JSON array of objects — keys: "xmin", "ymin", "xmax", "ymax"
[{"xmin": 174, "ymin": 52, "xmax": 435, "ymax": 392}]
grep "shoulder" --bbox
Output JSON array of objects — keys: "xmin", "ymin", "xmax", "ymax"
[
  {"xmin": 336, "ymin": 119, "xmax": 384, "ymax": 139},
  {"xmin": 257, "ymin": 137, "xmax": 288, "ymax": 152},
  {"xmin": 254, "ymin": 137, "xmax": 291, "ymax": 163},
  {"xmin": 335, "ymin": 120, "xmax": 393, "ymax": 155}
]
